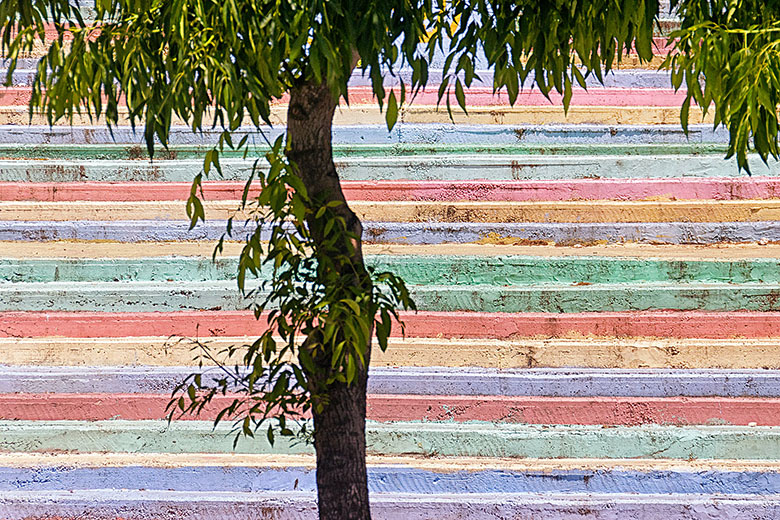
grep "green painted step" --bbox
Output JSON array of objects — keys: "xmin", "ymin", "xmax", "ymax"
[
  {"xmin": 1, "ymin": 280, "xmax": 780, "ymax": 313},
  {"xmin": 3, "ymin": 256, "xmax": 780, "ymax": 285},
  {"xmin": 0, "ymin": 420, "xmax": 777, "ymax": 460}
]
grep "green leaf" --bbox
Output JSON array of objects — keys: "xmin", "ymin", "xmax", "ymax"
[
  {"xmin": 454, "ymin": 78, "xmax": 467, "ymax": 113},
  {"xmin": 386, "ymin": 89, "xmax": 398, "ymax": 130},
  {"xmin": 562, "ymin": 75, "xmax": 573, "ymax": 113},
  {"xmin": 342, "ymin": 299, "xmax": 361, "ymax": 315},
  {"xmin": 680, "ymin": 97, "xmax": 691, "ymax": 135},
  {"xmin": 346, "ymin": 354, "xmax": 356, "ymax": 383}
]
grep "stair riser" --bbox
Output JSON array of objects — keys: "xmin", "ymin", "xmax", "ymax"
[
  {"xmin": 4, "ymin": 493, "xmax": 778, "ymax": 520},
  {"xmin": 2, "ymin": 394, "xmax": 780, "ymax": 426},
  {"xmin": 1, "ymin": 282, "xmax": 779, "ymax": 313},
  {"xmin": 4, "ymin": 220, "xmax": 780, "ymax": 244},
  {"xmin": 7, "ymin": 200, "xmax": 780, "ymax": 223},
  {"xmin": 3, "ymin": 367, "xmax": 780, "ymax": 398},
  {"xmin": 0, "ymin": 124, "xmax": 734, "ymax": 146},
  {"xmin": 0, "ymin": 310, "xmax": 776, "ymax": 339},
  {"xmin": 0, "ymin": 157, "xmax": 773, "ymax": 181},
  {"xmin": 1, "ymin": 420, "xmax": 779, "ymax": 459},
  {"xmin": 3, "ymin": 337, "xmax": 780, "ymax": 369},
  {"xmin": 1, "ymin": 465, "xmax": 778, "ymax": 495},
  {"xmin": 5, "ymin": 256, "xmax": 780, "ymax": 284}
]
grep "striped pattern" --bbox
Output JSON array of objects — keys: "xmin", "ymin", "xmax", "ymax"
[{"xmin": 4, "ymin": 19, "xmax": 780, "ymax": 520}]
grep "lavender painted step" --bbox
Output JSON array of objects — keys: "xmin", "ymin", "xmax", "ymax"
[
  {"xmin": 4, "ymin": 465, "xmax": 780, "ymax": 495},
  {"xmin": 3, "ymin": 68, "xmax": 675, "ymax": 88},
  {"xmin": 3, "ymin": 490, "xmax": 779, "ymax": 520},
  {"xmin": 3, "ymin": 220, "xmax": 780, "ymax": 244},
  {"xmin": 3, "ymin": 367, "xmax": 780, "ymax": 397},
  {"xmin": 0, "ymin": 142, "xmax": 737, "ymax": 160},
  {"xmin": 367, "ymin": 222, "xmax": 780, "ymax": 245}
]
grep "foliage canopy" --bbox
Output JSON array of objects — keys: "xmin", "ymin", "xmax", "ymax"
[
  {"xmin": 666, "ymin": 0, "xmax": 780, "ymax": 171},
  {"xmin": 2, "ymin": 0, "xmax": 658, "ymax": 141},
  {"xmin": 0, "ymin": 0, "xmax": 662, "ymax": 441}
]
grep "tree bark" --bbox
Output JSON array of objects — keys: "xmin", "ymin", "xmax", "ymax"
[{"xmin": 286, "ymin": 81, "xmax": 372, "ymax": 520}]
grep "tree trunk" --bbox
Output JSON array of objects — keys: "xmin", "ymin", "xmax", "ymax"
[{"xmin": 286, "ymin": 81, "xmax": 372, "ymax": 520}]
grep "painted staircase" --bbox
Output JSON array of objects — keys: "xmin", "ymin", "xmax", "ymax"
[{"xmin": 3, "ymin": 26, "xmax": 780, "ymax": 520}]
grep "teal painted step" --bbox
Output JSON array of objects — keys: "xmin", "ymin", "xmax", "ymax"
[
  {"xmin": 3, "ymin": 256, "xmax": 780, "ymax": 285},
  {"xmin": 0, "ymin": 155, "xmax": 773, "ymax": 182},
  {"xmin": 0, "ymin": 143, "xmax": 733, "ymax": 160},
  {"xmin": 0, "ymin": 420, "xmax": 779, "ymax": 459},
  {"xmin": 1, "ymin": 280, "xmax": 780, "ymax": 313},
  {"xmin": 0, "ymin": 124, "xmax": 736, "ymax": 148}
]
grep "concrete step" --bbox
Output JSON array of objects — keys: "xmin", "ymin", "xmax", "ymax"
[
  {"xmin": 4, "ymin": 199, "xmax": 780, "ymax": 223},
  {"xmin": 1, "ymin": 419, "xmax": 780, "ymax": 459},
  {"xmin": 0, "ymin": 123, "xmax": 734, "ymax": 146},
  {"xmin": 3, "ymin": 255, "xmax": 780, "ymax": 285},
  {"xmin": 4, "ymin": 489, "xmax": 776, "ymax": 520},
  {"xmin": 2, "ymin": 280, "xmax": 780, "ymax": 313},
  {"xmin": 0, "ymin": 155, "xmax": 770, "ymax": 181},
  {"xmin": 0, "ymin": 104, "xmax": 718, "ymax": 126},
  {"xmin": 0, "ymin": 142, "xmax": 742, "ymax": 159},
  {"xmin": 4, "ymin": 366, "xmax": 780, "ymax": 398},
  {"xmin": 3, "ymin": 336, "xmax": 780, "ymax": 370},
  {"xmin": 0, "ymin": 65, "xmax": 676, "ymax": 88},
  {"xmin": 2, "ymin": 241, "xmax": 779, "ymax": 260},
  {"xmin": 2, "ymin": 463, "xmax": 779, "ymax": 495},
  {"xmin": 5, "ymin": 178, "xmax": 780, "ymax": 202},
  {"xmin": 3, "ymin": 392, "xmax": 780, "ymax": 425},
  {"xmin": 3, "ymin": 220, "xmax": 780, "ymax": 245},
  {"xmin": 0, "ymin": 309, "xmax": 777, "ymax": 340},
  {"xmin": 0, "ymin": 85, "xmax": 690, "ymax": 107}
]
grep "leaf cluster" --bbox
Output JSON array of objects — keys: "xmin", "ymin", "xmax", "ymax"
[
  {"xmin": 427, "ymin": 0, "xmax": 658, "ymax": 117},
  {"xmin": 2, "ymin": 0, "xmax": 659, "ymax": 144},
  {"xmin": 169, "ymin": 135, "xmax": 414, "ymax": 445},
  {"xmin": 665, "ymin": 0, "xmax": 780, "ymax": 172}
]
